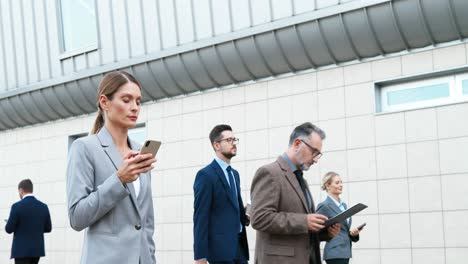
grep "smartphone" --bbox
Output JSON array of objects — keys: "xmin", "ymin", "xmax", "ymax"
[
  {"xmin": 357, "ymin": 222, "xmax": 366, "ymax": 230},
  {"xmin": 140, "ymin": 140, "xmax": 162, "ymax": 157}
]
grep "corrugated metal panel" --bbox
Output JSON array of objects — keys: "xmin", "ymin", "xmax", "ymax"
[
  {"xmin": 35, "ymin": 0, "xmax": 52, "ymax": 80},
  {"xmin": 0, "ymin": 0, "xmax": 8, "ymax": 92},
  {"xmin": 44, "ymin": 0, "xmax": 62, "ymax": 78},
  {"xmin": 1, "ymin": 0, "xmax": 18, "ymax": 89},
  {"xmin": 1, "ymin": 0, "xmax": 468, "ymax": 131},
  {"xmin": 0, "ymin": 0, "xmax": 364, "ymax": 93}
]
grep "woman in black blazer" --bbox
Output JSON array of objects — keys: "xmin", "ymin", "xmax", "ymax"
[{"xmin": 316, "ymin": 172, "xmax": 363, "ymax": 264}]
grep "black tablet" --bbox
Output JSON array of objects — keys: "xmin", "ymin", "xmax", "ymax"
[{"xmin": 324, "ymin": 203, "xmax": 368, "ymax": 227}]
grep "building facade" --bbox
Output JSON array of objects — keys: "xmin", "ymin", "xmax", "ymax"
[{"xmin": 1, "ymin": 0, "xmax": 468, "ymax": 263}]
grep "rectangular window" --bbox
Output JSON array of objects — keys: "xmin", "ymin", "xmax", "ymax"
[
  {"xmin": 379, "ymin": 72, "xmax": 468, "ymax": 113},
  {"xmin": 68, "ymin": 125, "xmax": 146, "ymax": 151},
  {"xmin": 128, "ymin": 125, "xmax": 147, "ymax": 145},
  {"xmin": 462, "ymin": 79, "xmax": 468, "ymax": 95},
  {"xmin": 386, "ymin": 83, "xmax": 450, "ymax": 106},
  {"xmin": 59, "ymin": 0, "xmax": 98, "ymax": 55}
]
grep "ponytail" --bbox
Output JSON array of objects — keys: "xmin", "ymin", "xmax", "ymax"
[{"xmin": 90, "ymin": 108, "xmax": 104, "ymax": 134}]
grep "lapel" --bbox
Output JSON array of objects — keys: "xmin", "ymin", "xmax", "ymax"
[
  {"xmin": 326, "ymin": 196, "xmax": 350, "ymax": 228},
  {"xmin": 343, "ymin": 202, "xmax": 351, "ymax": 228},
  {"xmin": 97, "ymin": 126, "xmax": 141, "ymax": 219},
  {"xmin": 211, "ymin": 160, "xmax": 238, "ymax": 209},
  {"xmin": 326, "ymin": 196, "xmax": 342, "ymax": 216},
  {"xmin": 276, "ymin": 157, "xmax": 309, "ymax": 213}
]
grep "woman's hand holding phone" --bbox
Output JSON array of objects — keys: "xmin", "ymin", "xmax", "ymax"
[
  {"xmin": 350, "ymin": 222, "xmax": 366, "ymax": 236},
  {"xmin": 117, "ymin": 150, "xmax": 156, "ymax": 184}
]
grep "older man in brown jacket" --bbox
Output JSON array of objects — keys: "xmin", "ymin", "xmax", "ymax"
[{"xmin": 250, "ymin": 122, "xmax": 340, "ymax": 264}]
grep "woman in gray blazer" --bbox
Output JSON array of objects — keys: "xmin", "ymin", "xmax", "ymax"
[
  {"xmin": 66, "ymin": 71, "xmax": 157, "ymax": 264},
  {"xmin": 316, "ymin": 172, "xmax": 363, "ymax": 264}
]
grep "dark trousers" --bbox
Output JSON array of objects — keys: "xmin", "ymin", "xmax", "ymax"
[
  {"xmin": 325, "ymin": 259, "xmax": 349, "ymax": 264},
  {"xmin": 210, "ymin": 235, "xmax": 248, "ymax": 264},
  {"xmin": 15, "ymin": 257, "xmax": 40, "ymax": 264}
]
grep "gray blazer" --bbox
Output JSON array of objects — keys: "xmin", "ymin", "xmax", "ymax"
[
  {"xmin": 66, "ymin": 127, "xmax": 156, "ymax": 264},
  {"xmin": 316, "ymin": 196, "xmax": 359, "ymax": 260}
]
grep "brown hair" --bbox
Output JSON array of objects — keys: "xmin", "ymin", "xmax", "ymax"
[
  {"xmin": 321, "ymin": 171, "xmax": 339, "ymax": 191},
  {"xmin": 91, "ymin": 71, "xmax": 142, "ymax": 134},
  {"xmin": 18, "ymin": 179, "xmax": 33, "ymax": 193}
]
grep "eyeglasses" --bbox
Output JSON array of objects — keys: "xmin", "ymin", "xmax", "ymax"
[
  {"xmin": 217, "ymin": 137, "xmax": 239, "ymax": 145},
  {"xmin": 300, "ymin": 139, "xmax": 323, "ymax": 159}
]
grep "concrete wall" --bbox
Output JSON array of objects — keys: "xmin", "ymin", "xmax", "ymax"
[{"xmin": 1, "ymin": 42, "xmax": 468, "ymax": 264}]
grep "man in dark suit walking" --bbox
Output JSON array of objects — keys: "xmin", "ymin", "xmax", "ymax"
[
  {"xmin": 5, "ymin": 179, "xmax": 52, "ymax": 264},
  {"xmin": 193, "ymin": 124, "xmax": 249, "ymax": 264}
]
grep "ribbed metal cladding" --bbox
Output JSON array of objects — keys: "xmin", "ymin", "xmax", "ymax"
[{"xmin": 0, "ymin": 0, "xmax": 468, "ymax": 131}]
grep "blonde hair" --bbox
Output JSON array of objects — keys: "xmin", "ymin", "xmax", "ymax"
[
  {"xmin": 90, "ymin": 71, "xmax": 142, "ymax": 134},
  {"xmin": 321, "ymin": 171, "xmax": 339, "ymax": 191}
]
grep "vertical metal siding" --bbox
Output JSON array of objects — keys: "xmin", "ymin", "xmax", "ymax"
[
  {"xmin": 86, "ymin": 50, "xmax": 100, "ymax": 69},
  {"xmin": 44, "ymin": 0, "xmax": 62, "ymax": 77},
  {"xmin": 123, "ymin": 0, "xmax": 134, "ymax": 58},
  {"xmin": 74, "ymin": 54, "xmax": 87, "ymax": 72},
  {"xmin": 159, "ymin": 0, "xmax": 178, "ymax": 48},
  {"xmin": 317, "ymin": 0, "xmax": 340, "ymax": 9},
  {"xmin": 193, "ymin": 0, "xmax": 212, "ymax": 40},
  {"xmin": 212, "ymin": 0, "xmax": 231, "ymax": 36},
  {"xmin": 0, "ymin": 0, "xmax": 8, "ymax": 92},
  {"xmin": 113, "ymin": 0, "xmax": 130, "ymax": 60},
  {"xmin": 231, "ymin": 0, "xmax": 251, "ymax": 31},
  {"xmin": 126, "ymin": 0, "xmax": 146, "ymax": 57},
  {"xmin": 27, "ymin": 0, "xmax": 41, "ymax": 82},
  {"xmin": 2, "ymin": 0, "xmax": 18, "ymax": 89},
  {"xmin": 3, "ymin": 0, "xmax": 468, "ymax": 132},
  {"xmin": 0, "ymin": 0, "xmax": 369, "ymax": 94},
  {"xmin": 176, "ymin": 0, "xmax": 195, "ymax": 45},
  {"xmin": 97, "ymin": 0, "xmax": 115, "ymax": 64},
  {"xmin": 271, "ymin": 0, "xmax": 293, "ymax": 20},
  {"xmin": 251, "ymin": 0, "xmax": 272, "ymax": 26},
  {"xmin": 141, "ymin": 0, "xmax": 161, "ymax": 53},
  {"xmin": 36, "ymin": 0, "xmax": 52, "ymax": 80},
  {"xmin": 12, "ymin": 0, "xmax": 28, "ymax": 87},
  {"xmin": 293, "ymin": 0, "xmax": 316, "ymax": 15}
]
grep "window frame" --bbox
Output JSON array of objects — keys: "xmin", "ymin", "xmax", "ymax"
[
  {"xmin": 68, "ymin": 123, "xmax": 146, "ymax": 151},
  {"xmin": 378, "ymin": 69, "xmax": 468, "ymax": 113},
  {"xmin": 56, "ymin": 0, "xmax": 99, "ymax": 59},
  {"xmin": 455, "ymin": 72, "xmax": 468, "ymax": 98}
]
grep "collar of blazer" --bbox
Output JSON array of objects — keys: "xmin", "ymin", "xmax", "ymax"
[
  {"xmin": 211, "ymin": 159, "xmax": 239, "ymax": 210},
  {"xmin": 96, "ymin": 126, "xmax": 143, "ymax": 218},
  {"xmin": 325, "ymin": 196, "xmax": 350, "ymax": 228},
  {"xmin": 276, "ymin": 157, "xmax": 310, "ymax": 213}
]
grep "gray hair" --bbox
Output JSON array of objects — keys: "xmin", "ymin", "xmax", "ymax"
[{"xmin": 288, "ymin": 122, "xmax": 326, "ymax": 146}]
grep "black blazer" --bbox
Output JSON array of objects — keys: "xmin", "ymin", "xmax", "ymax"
[{"xmin": 5, "ymin": 196, "xmax": 52, "ymax": 259}]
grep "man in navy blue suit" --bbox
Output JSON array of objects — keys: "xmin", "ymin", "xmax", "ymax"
[
  {"xmin": 194, "ymin": 124, "xmax": 249, "ymax": 264},
  {"xmin": 5, "ymin": 179, "xmax": 52, "ymax": 264}
]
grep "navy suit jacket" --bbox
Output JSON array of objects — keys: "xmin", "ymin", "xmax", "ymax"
[
  {"xmin": 5, "ymin": 196, "xmax": 52, "ymax": 259},
  {"xmin": 193, "ymin": 159, "xmax": 249, "ymax": 262}
]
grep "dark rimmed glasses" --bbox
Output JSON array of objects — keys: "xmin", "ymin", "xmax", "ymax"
[
  {"xmin": 217, "ymin": 137, "xmax": 239, "ymax": 145},
  {"xmin": 300, "ymin": 139, "xmax": 323, "ymax": 159}
]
